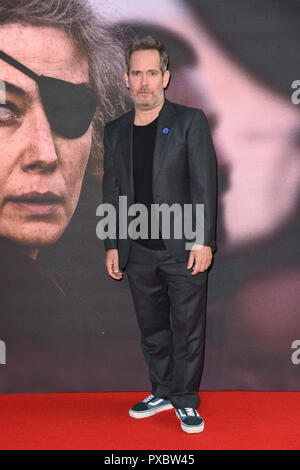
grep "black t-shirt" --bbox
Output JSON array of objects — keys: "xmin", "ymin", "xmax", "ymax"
[{"xmin": 132, "ymin": 117, "xmax": 165, "ymax": 250}]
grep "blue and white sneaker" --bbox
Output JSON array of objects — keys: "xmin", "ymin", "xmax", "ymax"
[
  {"xmin": 175, "ymin": 408, "xmax": 204, "ymax": 433},
  {"xmin": 129, "ymin": 393, "xmax": 173, "ymax": 418}
]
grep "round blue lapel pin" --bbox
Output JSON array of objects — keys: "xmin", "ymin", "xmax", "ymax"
[{"xmin": 163, "ymin": 127, "xmax": 169, "ymax": 134}]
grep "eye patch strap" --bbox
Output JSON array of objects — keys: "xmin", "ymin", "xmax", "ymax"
[{"xmin": 0, "ymin": 49, "xmax": 39, "ymax": 82}]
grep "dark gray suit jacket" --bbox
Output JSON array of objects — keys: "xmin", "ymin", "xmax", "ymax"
[{"xmin": 102, "ymin": 99, "xmax": 217, "ymax": 269}]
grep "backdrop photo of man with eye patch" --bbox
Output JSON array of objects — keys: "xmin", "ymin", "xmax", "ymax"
[{"xmin": 0, "ymin": 0, "xmax": 129, "ymax": 393}]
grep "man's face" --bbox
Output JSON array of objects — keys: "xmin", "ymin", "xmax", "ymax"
[
  {"xmin": 125, "ymin": 49, "xmax": 170, "ymax": 110},
  {"xmin": 0, "ymin": 24, "xmax": 92, "ymax": 249}
]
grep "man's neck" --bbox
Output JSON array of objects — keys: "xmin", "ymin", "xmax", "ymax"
[
  {"xmin": 134, "ymin": 99, "xmax": 164, "ymax": 126},
  {"xmin": 22, "ymin": 246, "xmax": 39, "ymax": 260}
]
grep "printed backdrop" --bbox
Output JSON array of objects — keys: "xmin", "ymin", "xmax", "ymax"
[{"xmin": 1, "ymin": 0, "xmax": 299, "ymax": 392}]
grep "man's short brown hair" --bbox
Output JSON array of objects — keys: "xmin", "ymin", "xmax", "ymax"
[{"xmin": 125, "ymin": 35, "xmax": 169, "ymax": 74}]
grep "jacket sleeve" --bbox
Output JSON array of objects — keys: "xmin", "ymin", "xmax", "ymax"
[
  {"xmin": 102, "ymin": 124, "xmax": 119, "ymax": 251},
  {"xmin": 187, "ymin": 109, "xmax": 218, "ymax": 252}
]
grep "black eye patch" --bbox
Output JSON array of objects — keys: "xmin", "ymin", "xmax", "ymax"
[
  {"xmin": 38, "ymin": 75, "xmax": 98, "ymax": 139},
  {"xmin": 0, "ymin": 49, "xmax": 98, "ymax": 139}
]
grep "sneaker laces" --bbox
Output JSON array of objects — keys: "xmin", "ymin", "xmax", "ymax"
[
  {"xmin": 184, "ymin": 408, "xmax": 197, "ymax": 417},
  {"xmin": 142, "ymin": 393, "xmax": 155, "ymax": 403}
]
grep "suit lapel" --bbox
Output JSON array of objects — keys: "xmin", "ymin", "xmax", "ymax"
[
  {"xmin": 153, "ymin": 99, "xmax": 176, "ymax": 182},
  {"xmin": 119, "ymin": 110, "xmax": 134, "ymax": 201}
]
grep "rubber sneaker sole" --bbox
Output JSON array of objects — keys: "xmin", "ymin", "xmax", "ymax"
[
  {"xmin": 129, "ymin": 403, "xmax": 173, "ymax": 419},
  {"xmin": 175, "ymin": 410, "xmax": 205, "ymax": 434}
]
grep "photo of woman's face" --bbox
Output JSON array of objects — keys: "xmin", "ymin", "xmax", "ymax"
[{"xmin": 0, "ymin": 23, "xmax": 92, "ymax": 250}]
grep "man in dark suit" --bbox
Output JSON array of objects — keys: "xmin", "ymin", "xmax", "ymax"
[{"xmin": 103, "ymin": 36, "xmax": 217, "ymax": 433}]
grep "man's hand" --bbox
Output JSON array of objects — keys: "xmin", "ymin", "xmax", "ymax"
[
  {"xmin": 187, "ymin": 244, "xmax": 213, "ymax": 275},
  {"xmin": 105, "ymin": 249, "xmax": 123, "ymax": 280}
]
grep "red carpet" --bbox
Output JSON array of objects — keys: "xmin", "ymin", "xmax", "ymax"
[{"xmin": 0, "ymin": 391, "xmax": 299, "ymax": 450}]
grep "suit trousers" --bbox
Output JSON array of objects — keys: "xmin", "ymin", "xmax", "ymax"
[{"xmin": 126, "ymin": 241, "xmax": 208, "ymax": 409}]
